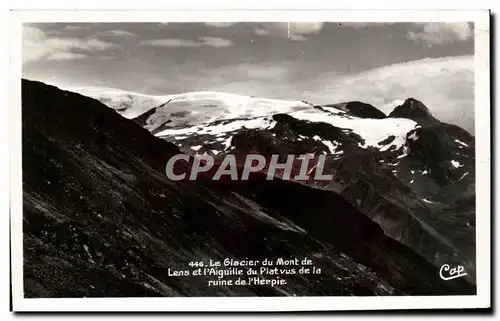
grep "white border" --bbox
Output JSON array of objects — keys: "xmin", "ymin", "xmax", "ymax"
[{"xmin": 10, "ymin": 10, "xmax": 491, "ymax": 312}]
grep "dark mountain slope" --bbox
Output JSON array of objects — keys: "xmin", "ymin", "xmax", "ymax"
[
  {"xmin": 319, "ymin": 101, "xmax": 386, "ymax": 119},
  {"xmin": 22, "ymin": 79, "xmax": 474, "ymax": 297}
]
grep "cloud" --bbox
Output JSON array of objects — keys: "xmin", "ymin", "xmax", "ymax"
[
  {"xmin": 22, "ymin": 25, "xmax": 118, "ymax": 63},
  {"xmin": 200, "ymin": 37, "xmax": 233, "ymax": 48},
  {"xmin": 204, "ymin": 22, "xmax": 239, "ymax": 27},
  {"xmin": 303, "ymin": 55, "xmax": 474, "ymax": 133},
  {"xmin": 337, "ymin": 22, "xmax": 390, "ymax": 29},
  {"xmin": 63, "ymin": 25, "xmax": 88, "ymax": 31},
  {"xmin": 406, "ymin": 23, "xmax": 473, "ymax": 45},
  {"xmin": 96, "ymin": 30, "xmax": 136, "ymax": 37},
  {"xmin": 97, "ymin": 56, "xmax": 115, "ymax": 61},
  {"xmin": 254, "ymin": 27, "xmax": 270, "ymax": 36},
  {"xmin": 291, "ymin": 22, "xmax": 324, "ymax": 35},
  {"xmin": 139, "ymin": 37, "xmax": 233, "ymax": 48},
  {"xmin": 179, "ymin": 60, "xmax": 334, "ymax": 101},
  {"xmin": 253, "ymin": 22, "xmax": 324, "ymax": 41},
  {"xmin": 46, "ymin": 52, "xmax": 88, "ymax": 61},
  {"xmin": 139, "ymin": 38, "xmax": 200, "ymax": 47},
  {"xmin": 202, "ymin": 21, "xmax": 324, "ymax": 41},
  {"xmin": 206, "ymin": 62, "xmax": 291, "ymax": 81}
]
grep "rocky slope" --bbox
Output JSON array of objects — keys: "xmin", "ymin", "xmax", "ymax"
[{"xmin": 22, "ymin": 79, "xmax": 474, "ymax": 297}]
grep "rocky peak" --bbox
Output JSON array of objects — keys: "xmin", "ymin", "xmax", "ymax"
[
  {"xmin": 389, "ymin": 98, "xmax": 435, "ymax": 122},
  {"xmin": 344, "ymin": 101, "xmax": 387, "ymax": 119}
]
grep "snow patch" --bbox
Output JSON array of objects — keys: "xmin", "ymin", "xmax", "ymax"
[
  {"xmin": 321, "ymin": 106, "xmax": 347, "ymax": 114},
  {"xmin": 322, "ymin": 140, "xmax": 340, "ymax": 154},
  {"xmin": 455, "ymin": 139, "xmax": 469, "ymax": 147},
  {"xmin": 83, "ymin": 244, "xmax": 95, "ymax": 263},
  {"xmin": 407, "ymin": 131, "xmax": 419, "ymax": 141},
  {"xmin": 289, "ymin": 109, "xmax": 418, "ymax": 151},
  {"xmin": 156, "ymin": 116, "xmax": 276, "ymax": 138},
  {"xmin": 221, "ymin": 137, "xmax": 232, "ymax": 149},
  {"xmin": 451, "ymin": 160, "xmax": 463, "ymax": 168}
]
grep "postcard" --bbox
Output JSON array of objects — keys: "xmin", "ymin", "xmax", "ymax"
[{"xmin": 9, "ymin": 9, "xmax": 491, "ymax": 312}]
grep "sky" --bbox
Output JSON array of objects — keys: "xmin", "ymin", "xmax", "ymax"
[{"xmin": 22, "ymin": 22, "xmax": 475, "ymax": 133}]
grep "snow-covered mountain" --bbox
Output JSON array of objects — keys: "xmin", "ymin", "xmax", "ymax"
[
  {"xmin": 67, "ymin": 87, "xmax": 313, "ymax": 126},
  {"xmin": 72, "ymin": 87, "xmax": 419, "ymax": 154},
  {"xmin": 133, "ymin": 91, "xmax": 313, "ymax": 135},
  {"xmin": 73, "ymin": 86, "xmax": 474, "ymax": 189},
  {"xmin": 154, "ymin": 104, "xmax": 419, "ymax": 154}
]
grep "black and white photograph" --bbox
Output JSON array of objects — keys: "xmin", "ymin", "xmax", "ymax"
[{"xmin": 10, "ymin": 10, "xmax": 491, "ymax": 312}]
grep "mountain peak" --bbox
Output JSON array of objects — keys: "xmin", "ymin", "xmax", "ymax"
[
  {"xmin": 344, "ymin": 101, "xmax": 387, "ymax": 119},
  {"xmin": 388, "ymin": 98, "xmax": 435, "ymax": 121}
]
